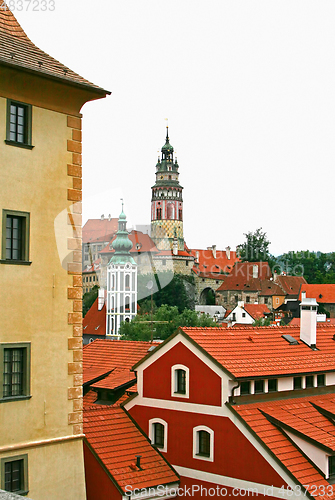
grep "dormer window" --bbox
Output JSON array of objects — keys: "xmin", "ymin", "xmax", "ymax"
[
  {"xmin": 294, "ymin": 376, "xmax": 302, "ymax": 390},
  {"xmin": 329, "ymin": 456, "xmax": 335, "ymax": 478},
  {"xmin": 171, "ymin": 364, "xmax": 189, "ymax": 398},
  {"xmin": 254, "ymin": 380, "xmax": 264, "ymax": 393}
]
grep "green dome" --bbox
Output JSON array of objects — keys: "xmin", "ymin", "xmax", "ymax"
[{"xmin": 109, "ymin": 204, "xmax": 136, "ymax": 265}]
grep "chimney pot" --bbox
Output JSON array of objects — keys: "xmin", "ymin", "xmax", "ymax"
[
  {"xmin": 225, "ymin": 246, "xmax": 231, "ymax": 260},
  {"xmin": 101, "ymin": 214, "xmax": 104, "ymax": 220},
  {"xmin": 135, "ymin": 455, "xmax": 142, "ymax": 470}
]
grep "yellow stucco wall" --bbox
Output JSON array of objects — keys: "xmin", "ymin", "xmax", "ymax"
[{"xmin": 0, "ymin": 83, "xmax": 87, "ymax": 498}]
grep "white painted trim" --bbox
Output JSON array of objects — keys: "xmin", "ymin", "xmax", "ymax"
[
  {"xmin": 174, "ymin": 466, "xmax": 305, "ymax": 499},
  {"xmin": 148, "ymin": 418, "xmax": 168, "ymax": 453},
  {"xmin": 171, "ymin": 364, "xmax": 189, "ymax": 398},
  {"xmin": 193, "ymin": 425, "xmax": 214, "ymax": 462}
]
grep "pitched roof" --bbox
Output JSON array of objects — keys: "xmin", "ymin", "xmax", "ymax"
[
  {"xmin": 83, "ymin": 219, "xmax": 119, "ymax": 243},
  {"xmin": 84, "ymin": 339, "xmax": 157, "ymax": 376},
  {"xmin": 233, "ymin": 393, "xmax": 335, "ymax": 497},
  {"xmin": 83, "ymin": 298, "xmax": 106, "ymax": 336},
  {"xmin": 275, "ymin": 275, "xmax": 308, "ymax": 296},
  {"xmin": 0, "ymin": 6, "xmax": 109, "ymax": 94},
  {"xmin": 92, "ymin": 369, "xmax": 136, "ymax": 390},
  {"xmin": 299, "ymin": 284, "xmax": 335, "ymax": 304},
  {"xmin": 99, "ymin": 230, "xmax": 159, "ymax": 255},
  {"xmin": 190, "ymin": 248, "xmax": 239, "ymax": 274},
  {"xmin": 243, "ymin": 303, "xmax": 271, "ymax": 320},
  {"xmin": 83, "ymin": 389, "xmax": 98, "ymax": 407},
  {"xmin": 178, "ymin": 325, "xmax": 335, "ymax": 378},
  {"xmin": 217, "ymin": 276, "xmax": 285, "ymax": 295},
  {"xmin": 84, "ymin": 406, "xmax": 179, "ymax": 493}
]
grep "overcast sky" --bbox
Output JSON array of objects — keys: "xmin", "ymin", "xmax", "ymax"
[{"xmin": 14, "ymin": 0, "xmax": 335, "ymax": 256}]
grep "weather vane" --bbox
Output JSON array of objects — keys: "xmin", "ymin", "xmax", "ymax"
[{"xmin": 120, "ymin": 198, "xmax": 124, "ymax": 211}]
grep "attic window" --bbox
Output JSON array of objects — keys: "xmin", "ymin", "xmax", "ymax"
[
  {"xmin": 148, "ymin": 345, "xmax": 157, "ymax": 352},
  {"xmin": 281, "ymin": 334, "xmax": 299, "ymax": 345},
  {"xmin": 319, "ymin": 294, "xmax": 323, "ymax": 299}
]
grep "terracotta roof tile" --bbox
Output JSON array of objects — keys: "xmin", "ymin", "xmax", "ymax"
[
  {"xmin": 243, "ymin": 303, "xmax": 271, "ymax": 320},
  {"xmin": 83, "ymin": 298, "xmax": 106, "ymax": 336},
  {"xmin": 179, "ymin": 325, "xmax": 335, "ymax": 377},
  {"xmin": 299, "ymin": 285, "xmax": 335, "ymax": 304},
  {"xmin": 84, "ymin": 406, "xmax": 178, "ymax": 492},
  {"xmin": 275, "ymin": 275, "xmax": 308, "ymax": 296},
  {"xmin": 190, "ymin": 248, "xmax": 239, "ymax": 275},
  {"xmin": 0, "ymin": 6, "xmax": 108, "ymax": 93},
  {"xmin": 234, "ymin": 394, "xmax": 335, "ymax": 498},
  {"xmin": 92, "ymin": 369, "xmax": 136, "ymax": 390}
]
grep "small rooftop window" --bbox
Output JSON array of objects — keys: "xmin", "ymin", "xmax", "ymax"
[{"xmin": 282, "ymin": 334, "xmax": 299, "ymax": 345}]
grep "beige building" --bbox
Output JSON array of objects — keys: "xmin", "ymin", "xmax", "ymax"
[{"xmin": 0, "ymin": 7, "xmax": 108, "ymax": 499}]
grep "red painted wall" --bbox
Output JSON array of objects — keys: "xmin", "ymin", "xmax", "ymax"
[
  {"xmin": 129, "ymin": 405, "xmax": 287, "ymax": 489},
  {"xmin": 143, "ymin": 341, "xmax": 222, "ymax": 406},
  {"xmin": 84, "ymin": 442, "xmax": 121, "ymax": 500},
  {"xmin": 179, "ymin": 476, "xmax": 284, "ymax": 499}
]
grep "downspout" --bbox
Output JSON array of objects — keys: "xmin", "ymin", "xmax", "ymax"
[{"xmin": 229, "ymin": 380, "xmax": 241, "ymax": 404}]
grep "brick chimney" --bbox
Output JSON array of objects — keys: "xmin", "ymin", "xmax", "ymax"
[
  {"xmin": 225, "ymin": 246, "xmax": 231, "ymax": 260},
  {"xmin": 212, "ymin": 245, "xmax": 216, "ymax": 259},
  {"xmin": 300, "ymin": 297, "xmax": 318, "ymax": 347}
]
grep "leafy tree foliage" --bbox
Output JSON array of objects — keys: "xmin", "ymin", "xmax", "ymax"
[
  {"xmin": 83, "ymin": 285, "xmax": 99, "ymax": 317},
  {"xmin": 252, "ymin": 317, "xmax": 271, "ymax": 326},
  {"xmin": 119, "ymin": 304, "xmax": 218, "ymax": 341},
  {"xmin": 138, "ymin": 272, "xmax": 195, "ymax": 313},
  {"xmin": 275, "ymin": 251, "xmax": 335, "ymax": 284},
  {"xmin": 237, "ymin": 228, "xmax": 275, "ymax": 267}
]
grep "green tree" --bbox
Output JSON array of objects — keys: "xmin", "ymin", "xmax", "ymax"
[
  {"xmin": 119, "ymin": 304, "xmax": 218, "ymax": 341},
  {"xmin": 275, "ymin": 251, "xmax": 335, "ymax": 283},
  {"xmin": 138, "ymin": 272, "xmax": 195, "ymax": 313},
  {"xmin": 237, "ymin": 228, "xmax": 275, "ymax": 267},
  {"xmin": 82, "ymin": 285, "xmax": 99, "ymax": 317}
]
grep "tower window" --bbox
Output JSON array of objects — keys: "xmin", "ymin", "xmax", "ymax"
[
  {"xmin": 179, "ymin": 209, "xmax": 182, "ymax": 221},
  {"xmin": 156, "ymin": 208, "xmax": 162, "ymax": 220}
]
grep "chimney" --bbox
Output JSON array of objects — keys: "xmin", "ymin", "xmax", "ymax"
[
  {"xmin": 212, "ymin": 245, "xmax": 216, "ymax": 259},
  {"xmin": 300, "ymin": 297, "xmax": 318, "ymax": 347},
  {"xmin": 301, "ymin": 290, "xmax": 306, "ymax": 299},
  {"xmin": 225, "ymin": 246, "xmax": 231, "ymax": 260},
  {"xmin": 98, "ymin": 288, "xmax": 105, "ymax": 310},
  {"xmin": 101, "ymin": 214, "xmax": 104, "ymax": 220},
  {"xmin": 195, "ymin": 251, "xmax": 199, "ymax": 263},
  {"xmin": 135, "ymin": 455, "xmax": 142, "ymax": 470},
  {"xmin": 273, "ymin": 271, "xmax": 278, "ymax": 282},
  {"xmin": 108, "ymin": 214, "xmax": 111, "ymax": 221},
  {"xmin": 252, "ymin": 264, "xmax": 259, "ymax": 279}
]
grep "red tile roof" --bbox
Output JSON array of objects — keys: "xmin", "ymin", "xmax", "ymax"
[
  {"xmin": 178, "ymin": 325, "xmax": 335, "ymax": 378},
  {"xmin": 190, "ymin": 248, "xmax": 239, "ymax": 274},
  {"xmin": 83, "ymin": 298, "xmax": 106, "ymax": 336},
  {"xmin": 84, "ymin": 339, "xmax": 157, "ymax": 378},
  {"xmin": 275, "ymin": 275, "xmax": 308, "ymax": 296},
  {"xmin": 217, "ymin": 277, "xmax": 285, "ymax": 295},
  {"xmin": 92, "ymin": 369, "xmax": 136, "ymax": 390},
  {"xmin": 243, "ymin": 303, "xmax": 271, "ymax": 320},
  {"xmin": 290, "ymin": 318, "xmax": 335, "ymax": 326},
  {"xmin": 0, "ymin": 6, "xmax": 108, "ymax": 94},
  {"xmin": 299, "ymin": 284, "xmax": 335, "ymax": 304},
  {"xmin": 84, "ymin": 406, "xmax": 179, "ymax": 493},
  {"xmin": 83, "ymin": 389, "xmax": 98, "ymax": 407},
  {"xmin": 192, "ymin": 269, "xmax": 226, "ymax": 280},
  {"xmin": 233, "ymin": 394, "xmax": 335, "ymax": 497},
  {"xmin": 99, "ymin": 230, "xmax": 159, "ymax": 255},
  {"xmin": 82, "ymin": 219, "xmax": 119, "ymax": 243}
]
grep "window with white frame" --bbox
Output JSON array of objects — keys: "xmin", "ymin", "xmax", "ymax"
[
  {"xmin": 149, "ymin": 418, "xmax": 168, "ymax": 452},
  {"xmin": 171, "ymin": 364, "xmax": 189, "ymax": 398},
  {"xmin": 193, "ymin": 426, "xmax": 214, "ymax": 461}
]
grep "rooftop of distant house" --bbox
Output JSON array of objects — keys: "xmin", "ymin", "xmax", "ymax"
[
  {"xmin": 190, "ymin": 246, "xmax": 239, "ymax": 275},
  {"xmin": 82, "ymin": 217, "xmax": 119, "ymax": 243},
  {"xmin": 299, "ymin": 284, "xmax": 335, "ymax": 304}
]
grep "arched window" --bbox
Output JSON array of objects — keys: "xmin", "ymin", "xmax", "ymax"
[
  {"xmin": 171, "ymin": 364, "xmax": 189, "ymax": 398},
  {"xmin": 193, "ymin": 426, "xmax": 214, "ymax": 462},
  {"xmin": 125, "ymin": 296, "xmax": 130, "ymax": 311},
  {"xmin": 125, "ymin": 275, "xmax": 130, "ymax": 289},
  {"xmin": 149, "ymin": 418, "xmax": 168, "ymax": 452},
  {"xmin": 156, "ymin": 208, "xmax": 162, "ymax": 220}
]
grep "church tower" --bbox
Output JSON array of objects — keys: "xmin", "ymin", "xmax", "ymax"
[
  {"xmin": 151, "ymin": 127, "xmax": 184, "ymax": 251},
  {"xmin": 106, "ymin": 204, "xmax": 137, "ymax": 338}
]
